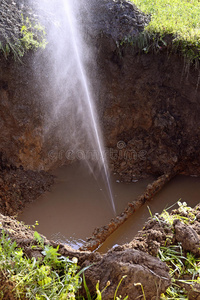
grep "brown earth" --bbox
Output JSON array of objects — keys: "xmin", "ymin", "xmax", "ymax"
[
  {"xmin": 0, "ymin": 0, "xmax": 200, "ymax": 299},
  {"xmin": 95, "ymin": 39, "xmax": 200, "ymax": 181},
  {"xmin": 0, "ymin": 0, "xmax": 199, "ymax": 182},
  {"xmin": 0, "ymin": 213, "xmax": 170, "ymax": 300},
  {"xmin": 0, "ymin": 153, "xmax": 54, "ymax": 216},
  {"xmin": 119, "ymin": 204, "xmax": 200, "ymax": 299},
  {"xmin": 1, "ymin": 203, "xmax": 200, "ymax": 299}
]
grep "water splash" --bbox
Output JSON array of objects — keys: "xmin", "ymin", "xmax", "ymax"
[
  {"xmin": 64, "ymin": 0, "xmax": 116, "ymax": 214},
  {"xmin": 35, "ymin": 0, "xmax": 116, "ymax": 214}
]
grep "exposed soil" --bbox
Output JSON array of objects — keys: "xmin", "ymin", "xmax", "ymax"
[
  {"xmin": 0, "ymin": 0, "xmax": 200, "ymax": 298},
  {"xmin": 0, "ymin": 213, "xmax": 170, "ymax": 300},
  {"xmin": 0, "ymin": 0, "xmax": 199, "ymax": 189},
  {"xmin": 1, "ymin": 202, "xmax": 200, "ymax": 299},
  {"xmin": 0, "ymin": 0, "xmax": 199, "ymax": 183},
  {"xmin": 0, "ymin": 153, "xmax": 54, "ymax": 216},
  {"xmin": 117, "ymin": 204, "xmax": 200, "ymax": 299},
  {"xmin": 87, "ymin": 1, "xmax": 200, "ymax": 181}
]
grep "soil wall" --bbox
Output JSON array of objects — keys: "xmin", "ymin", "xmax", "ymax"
[{"xmin": 0, "ymin": 0, "xmax": 200, "ymax": 181}]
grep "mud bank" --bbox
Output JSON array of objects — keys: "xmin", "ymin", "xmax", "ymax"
[
  {"xmin": 0, "ymin": 213, "xmax": 170, "ymax": 299},
  {"xmin": 1, "ymin": 202, "xmax": 200, "ymax": 299},
  {"xmin": 88, "ymin": 1, "xmax": 200, "ymax": 180},
  {"xmin": 0, "ymin": 153, "xmax": 54, "ymax": 216}
]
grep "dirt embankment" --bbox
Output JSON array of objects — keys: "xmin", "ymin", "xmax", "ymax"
[
  {"xmin": 0, "ymin": 153, "xmax": 54, "ymax": 216},
  {"xmin": 0, "ymin": 0, "xmax": 199, "ymax": 181},
  {"xmin": 84, "ymin": 1, "xmax": 200, "ymax": 181},
  {"xmin": 1, "ymin": 202, "xmax": 200, "ymax": 299},
  {"xmin": 0, "ymin": 213, "xmax": 170, "ymax": 300},
  {"xmin": 0, "ymin": 0, "xmax": 200, "ymax": 298}
]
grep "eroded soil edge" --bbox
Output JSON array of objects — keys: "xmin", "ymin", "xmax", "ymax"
[{"xmin": 1, "ymin": 202, "xmax": 200, "ymax": 299}]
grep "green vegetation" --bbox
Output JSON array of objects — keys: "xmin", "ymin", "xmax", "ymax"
[
  {"xmin": 129, "ymin": 0, "xmax": 200, "ymax": 64},
  {"xmin": 0, "ymin": 15, "xmax": 47, "ymax": 61},
  {"xmin": 160, "ymin": 244, "xmax": 200, "ymax": 299},
  {"xmin": 0, "ymin": 230, "xmax": 128, "ymax": 300},
  {"xmin": 1, "ymin": 202, "xmax": 199, "ymax": 299},
  {"xmin": 152, "ymin": 202, "xmax": 200, "ymax": 299},
  {"xmin": 20, "ymin": 16, "xmax": 47, "ymax": 53},
  {"xmin": 0, "ymin": 230, "xmax": 81, "ymax": 299}
]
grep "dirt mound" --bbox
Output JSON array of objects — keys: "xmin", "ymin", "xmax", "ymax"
[
  {"xmin": 117, "ymin": 203, "xmax": 200, "ymax": 298},
  {"xmin": 82, "ymin": 248, "xmax": 170, "ymax": 299},
  {"xmin": 0, "ymin": 213, "xmax": 170, "ymax": 300},
  {"xmin": 0, "ymin": 199, "xmax": 200, "ymax": 298}
]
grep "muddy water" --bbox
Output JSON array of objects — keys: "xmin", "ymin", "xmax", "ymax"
[
  {"xmin": 98, "ymin": 175, "xmax": 200, "ymax": 252},
  {"xmin": 18, "ymin": 163, "xmax": 153, "ymax": 249},
  {"xmin": 18, "ymin": 164, "xmax": 200, "ymax": 251}
]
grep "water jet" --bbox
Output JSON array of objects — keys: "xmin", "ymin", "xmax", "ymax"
[{"xmin": 35, "ymin": 0, "xmax": 116, "ymax": 214}]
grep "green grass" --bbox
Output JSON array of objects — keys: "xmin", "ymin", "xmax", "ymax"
[
  {"xmin": 129, "ymin": 0, "xmax": 200, "ymax": 63},
  {"xmin": 159, "ymin": 243, "xmax": 200, "ymax": 299},
  {"xmin": 150, "ymin": 202, "xmax": 200, "ymax": 299},
  {"xmin": 0, "ymin": 231, "xmax": 82, "ymax": 299},
  {"xmin": 0, "ymin": 230, "xmax": 128, "ymax": 300}
]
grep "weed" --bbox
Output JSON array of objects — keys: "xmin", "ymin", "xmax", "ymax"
[
  {"xmin": 80, "ymin": 273, "xmax": 128, "ymax": 300},
  {"xmin": 0, "ymin": 230, "xmax": 81, "ymax": 299},
  {"xmin": 134, "ymin": 282, "xmax": 146, "ymax": 300},
  {"xmin": 20, "ymin": 15, "xmax": 47, "ymax": 52},
  {"xmin": 145, "ymin": 202, "xmax": 200, "ymax": 298},
  {"xmin": 159, "ymin": 243, "xmax": 200, "ymax": 298},
  {"xmin": 0, "ymin": 13, "xmax": 47, "ymax": 61},
  {"xmin": 0, "ymin": 230, "xmax": 129, "ymax": 299}
]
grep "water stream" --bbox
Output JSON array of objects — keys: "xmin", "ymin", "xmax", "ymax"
[
  {"xmin": 63, "ymin": 0, "xmax": 115, "ymax": 214},
  {"xmin": 35, "ymin": 0, "xmax": 115, "ymax": 214}
]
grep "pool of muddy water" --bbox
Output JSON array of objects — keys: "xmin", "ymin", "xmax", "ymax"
[{"xmin": 18, "ymin": 163, "xmax": 200, "ymax": 252}]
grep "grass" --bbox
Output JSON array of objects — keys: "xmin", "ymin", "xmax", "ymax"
[
  {"xmin": 0, "ymin": 231, "xmax": 82, "ymax": 299},
  {"xmin": 159, "ymin": 243, "xmax": 200, "ymax": 299},
  {"xmin": 0, "ymin": 230, "xmax": 128, "ymax": 300},
  {"xmin": 129, "ymin": 0, "xmax": 200, "ymax": 64},
  {"xmin": 1, "ymin": 202, "xmax": 199, "ymax": 299},
  {"xmin": 148, "ymin": 201, "xmax": 200, "ymax": 299}
]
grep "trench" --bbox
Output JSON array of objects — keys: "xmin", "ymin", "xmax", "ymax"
[{"xmin": 18, "ymin": 162, "xmax": 200, "ymax": 252}]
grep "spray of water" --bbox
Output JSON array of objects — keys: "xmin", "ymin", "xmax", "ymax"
[{"xmin": 34, "ymin": 0, "xmax": 116, "ymax": 214}]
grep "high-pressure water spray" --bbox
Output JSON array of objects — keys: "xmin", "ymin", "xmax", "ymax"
[
  {"xmin": 63, "ymin": 0, "xmax": 116, "ymax": 215},
  {"xmin": 36, "ymin": 0, "xmax": 116, "ymax": 214}
]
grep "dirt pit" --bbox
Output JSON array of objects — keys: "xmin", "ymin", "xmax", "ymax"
[
  {"xmin": 17, "ymin": 163, "xmax": 154, "ymax": 249},
  {"xmin": 16, "ymin": 162, "xmax": 200, "ymax": 254}
]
